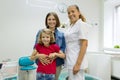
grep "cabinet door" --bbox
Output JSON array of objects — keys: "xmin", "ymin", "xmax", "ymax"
[{"xmin": 112, "ymin": 57, "xmax": 120, "ymax": 78}]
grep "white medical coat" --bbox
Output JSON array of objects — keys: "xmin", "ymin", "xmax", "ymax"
[{"xmin": 64, "ymin": 19, "xmax": 89, "ymax": 69}]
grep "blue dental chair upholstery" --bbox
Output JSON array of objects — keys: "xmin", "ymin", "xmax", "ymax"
[
  {"xmin": 18, "ymin": 56, "xmax": 36, "ymax": 80},
  {"xmin": 19, "ymin": 56, "xmax": 36, "ymax": 71}
]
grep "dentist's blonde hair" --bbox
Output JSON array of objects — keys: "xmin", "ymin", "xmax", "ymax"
[{"xmin": 67, "ymin": 5, "xmax": 86, "ymax": 22}]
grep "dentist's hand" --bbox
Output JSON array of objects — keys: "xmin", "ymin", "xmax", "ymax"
[{"xmin": 73, "ymin": 63, "xmax": 80, "ymax": 75}]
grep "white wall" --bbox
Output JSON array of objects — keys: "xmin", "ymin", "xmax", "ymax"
[{"xmin": 0, "ymin": 0, "xmax": 103, "ymax": 61}]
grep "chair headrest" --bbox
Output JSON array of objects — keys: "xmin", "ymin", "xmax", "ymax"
[{"xmin": 19, "ymin": 56, "xmax": 34, "ymax": 66}]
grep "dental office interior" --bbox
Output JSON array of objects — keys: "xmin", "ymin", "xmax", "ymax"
[{"xmin": 0, "ymin": 0, "xmax": 120, "ymax": 80}]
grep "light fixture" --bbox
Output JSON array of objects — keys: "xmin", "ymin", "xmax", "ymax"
[{"xmin": 26, "ymin": 0, "xmax": 57, "ymax": 9}]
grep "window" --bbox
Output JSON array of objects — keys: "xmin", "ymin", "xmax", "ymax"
[
  {"xmin": 104, "ymin": 1, "xmax": 120, "ymax": 49},
  {"xmin": 113, "ymin": 5, "xmax": 120, "ymax": 45}
]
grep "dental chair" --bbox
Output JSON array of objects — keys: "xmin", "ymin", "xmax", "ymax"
[
  {"xmin": 18, "ymin": 56, "xmax": 36, "ymax": 80},
  {"xmin": 59, "ymin": 68, "xmax": 102, "ymax": 80}
]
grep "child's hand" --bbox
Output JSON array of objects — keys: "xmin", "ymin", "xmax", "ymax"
[
  {"xmin": 48, "ymin": 53, "xmax": 57, "ymax": 63},
  {"xmin": 48, "ymin": 53, "xmax": 57, "ymax": 59},
  {"xmin": 38, "ymin": 53, "xmax": 48, "ymax": 59}
]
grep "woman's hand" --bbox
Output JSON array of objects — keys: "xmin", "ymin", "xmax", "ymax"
[
  {"xmin": 73, "ymin": 63, "xmax": 80, "ymax": 75},
  {"xmin": 38, "ymin": 54, "xmax": 51, "ymax": 65}
]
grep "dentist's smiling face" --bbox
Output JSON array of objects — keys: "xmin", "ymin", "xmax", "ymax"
[{"xmin": 67, "ymin": 6, "xmax": 80, "ymax": 24}]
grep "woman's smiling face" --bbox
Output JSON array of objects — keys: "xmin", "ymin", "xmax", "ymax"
[
  {"xmin": 47, "ymin": 15, "xmax": 57, "ymax": 29},
  {"xmin": 67, "ymin": 6, "xmax": 80, "ymax": 24}
]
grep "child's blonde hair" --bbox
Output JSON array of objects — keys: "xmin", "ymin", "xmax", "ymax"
[{"xmin": 38, "ymin": 29, "xmax": 55, "ymax": 45}]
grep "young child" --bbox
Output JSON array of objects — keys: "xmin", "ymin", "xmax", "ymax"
[{"xmin": 30, "ymin": 29, "xmax": 65, "ymax": 80}]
